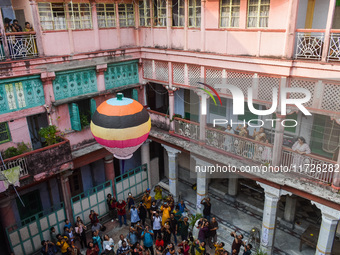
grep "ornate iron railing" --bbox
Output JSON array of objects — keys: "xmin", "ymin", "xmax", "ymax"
[
  {"xmin": 0, "ymin": 36, "xmax": 5, "ymax": 60},
  {"xmin": 148, "ymin": 109, "xmax": 170, "ymax": 131},
  {"xmin": 328, "ymin": 33, "xmax": 340, "ymax": 61},
  {"xmin": 5, "ymin": 32, "xmax": 38, "ymax": 59},
  {"xmin": 206, "ymin": 127, "xmax": 273, "ymax": 165},
  {"xmin": 295, "ymin": 32, "xmax": 324, "ymax": 60},
  {"xmin": 0, "ymin": 157, "xmax": 28, "ymax": 177},
  {"xmin": 281, "ymin": 148, "xmax": 335, "ymax": 184},
  {"xmin": 173, "ymin": 118, "xmax": 200, "ymax": 141}
]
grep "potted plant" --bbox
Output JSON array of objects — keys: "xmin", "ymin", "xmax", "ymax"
[{"xmin": 38, "ymin": 125, "xmax": 59, "ymax": 146}]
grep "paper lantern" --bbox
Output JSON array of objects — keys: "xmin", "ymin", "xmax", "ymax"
[{"xmin": 90, "ymin": 93, "xmax": 151, "ymax": 159}]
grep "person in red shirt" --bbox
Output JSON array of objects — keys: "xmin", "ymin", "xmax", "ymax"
[
  {"xmin": 178, "ymin": 239, "xmax": 190, "ymax": 255},
  {"xmin": 89, "ymin": 210, "xmax": 99, "ymax": 226},
  {"xmin": 155, "ymin": 234, "xmax": 164, "ymax": 249},
  {"xmin": 117, "ymin": 200, "xmax": 128, "ymax": 227},
  {"xmin": 86, "ymin": 241, "xmax": 99, "ymax": 255}
]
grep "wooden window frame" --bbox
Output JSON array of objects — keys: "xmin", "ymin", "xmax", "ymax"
[
  {"xmin": 220, "ymin": 0, "xmax": 240, "ymax": 28},
  {"xmin": 97, "ymin": 3, "xmax": 116, "ymax": 28}
]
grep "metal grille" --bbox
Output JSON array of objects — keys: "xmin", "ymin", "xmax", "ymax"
[
  {"xmin": 0, "ymin": 36, "xmax": 5, "ymax": 60},
  {"xmin": 289, "ymin": 78, "xmax": 315, "ymax": 107},
  {"xmin": 295, "ymin": 32, "xmax": 324, "ymax": 60},
  {"xmin": 7, "ymin": 34, "xmax": 38, "ymax": 60},
  {"xmin": 0, "ymin": 157, "xmax": 28, "ymax": 177},
  {"xmin": 143, "ymin": 59, "xmax": 153, "ymax": 79},
  {"xmin": 258, "ymin": 75, "xmax": 280, "ymax": 102},
  {"xmin": 155, "ymin": 61, "xmax": 169, "ymax": 81},
  {"xmin": 321, "ymin": 83, "xmax": 340, "ymax": 112},
  {"xmin": 226, "ymin": 71, "xmax": 253, "ymax": 96},
  {"xmin": 328, "ymin": 33, "xmax": 340, "ymax": 61},
  {"xmin": 206, "ymin": 68, "xmax": 222, "ymax": 92},
  {"xmin": 173, "ymin": 63, "xmax": 185, "ymax": 84},
  {"xmin": 188, "ymin": 65, "xmax": 201, "ymax": 87}
]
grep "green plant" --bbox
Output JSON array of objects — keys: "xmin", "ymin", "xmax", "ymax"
[
  {"xmin": 38, "ymin": 125, "xmax": 58, "ymax": 146},
  {"xmin": 189, "ymin": 213, "xmax": 202, "ymax": 230},
  {"xmin": 2, "ymin": 142, "xmax": 31, "ymax": 159},
  {"xmin": 3, "ymin": 146, "xmax": 19, "ymax": 159},
  {"xmin": 80, "ymin": 113, "xmax": 90, "ymax": 128},
  {"xmin": 255, "ymin": 249, "xmax": 268, "ymax": 255}
]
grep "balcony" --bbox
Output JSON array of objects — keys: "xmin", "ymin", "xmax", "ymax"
[
  {"xmin": 0, "ymin": 137, "xmax": 72, "ymax": 182},
  {"xmin": 149, "ymin": 110, "xmax": 337, "ymax": 185},
  {"xmin": 0, "ymin": 32, "xmax": 39, "ymax": 61}
]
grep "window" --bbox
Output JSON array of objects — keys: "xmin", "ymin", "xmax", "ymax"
[
  {"xmin": 139, "ymin": 0, "xmax": 151, "ymax": 26},
  {"xmin": 153, "ymin": 0, "xmax": 167, "ymax": 26},
  {"xmin": 220, "ymin": 0, "xmax": 240, "ymax": 28},
  {"xmin": 188, "ymin": 0, "xmax": 201, "ymax": 28},
  {"xmin": 38, "ymin": 2, "xmax": 66, "ymax": 30},
  {"xmin": 238, "ymin": 103, "xmax": 260, "ymax": 123},
  {"xmin": 209, "ymin": 98, "xmax": 227, "ymax": 116},
  {"xmin": 69, "ymin": 98, "xmax": 97, "ymax": 131},
  {"xmin": 272, "ymin": 112, "xmax": 297, "ymax": 133},
  {"xmin": 118, "ymin": 4, "xmax": 135, "ymax": 27},
  {"xmin": 247, "ymin": 0, "xmax": 270, "ymax": 28},
  {"xmin": 97, "ymin": 3, "xmax": 116, "ymax": 28},
  {"xmin": 172, "ymin": 0, "xmax": 185, "ymax": 27},
  {"xmin": 67, "ymin": 3, "xmax": 92, "ymax": 29},
  {"xmin": 69, "ymin": 169, "xmax": 83, "ymax": 196},
  {"xmin": 17, "ymin": 190, "xmax": 43, "ymax": 225},
  {"xmin": 0, "ymin": 122, "xmax": 11, "ymax": 144}
]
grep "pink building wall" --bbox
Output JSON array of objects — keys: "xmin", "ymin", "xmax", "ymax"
[{"xmin": 0, "ymin": 118, "xmax": 32, "ymax": 152}]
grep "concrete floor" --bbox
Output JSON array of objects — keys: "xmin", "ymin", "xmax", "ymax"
[{"xmin": 76, "ymin": 178, "xmax": 318, "ymax": 255}]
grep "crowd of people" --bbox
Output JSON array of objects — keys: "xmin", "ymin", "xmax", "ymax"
[{"xmin": 41, "ymin": 186, "xmax": 253, "ymax": 255}]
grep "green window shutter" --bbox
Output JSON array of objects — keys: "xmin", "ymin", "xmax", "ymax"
[
  {"xmin": 238, "ymin": 103, "xmax": 259, "ymax": 123},
  {"xmin": 90, "ymin": 98, "xmax": 97, "ymax": 117},
  {"xmin": 272, "ymin": 112, "xmax": 297, "ymax": 133},
  {"xmin": 69, "ymin": 103, "xmax": 81, "ymax": 131},
  {"xmin": 132, "ymin": 89, "xmax": 138, "ymax": 101}
]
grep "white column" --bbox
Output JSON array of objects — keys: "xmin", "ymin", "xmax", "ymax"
[
  {"xmin": 257, "ymin": 182, "xmax": 291, "ymax": 254},
  {"xmin": 141, "ymin": 140, "xmax": 152, "ymax": 188},
  {"xmin": 312, "ymin": 202, "xmax": 340, "ymax": 255},
  {"xmin": 321, "ymin": 0, "xmax": 336, "ymax": 62},
  {"xmin": 169, "ymin": 90, "xmax": 175, "ymax": 131},
  {"xmin": 196, "ymin": 90, "xmax": 208, "ymax": 142},
  {"xmin": 162, "ymin": 145, "xmax": 181, "ymax": 202},
  {"xmin": 193, "ymin": 157, "xmax": 210, "ymax": 213},
  {"xmin": 283, "ymin": 196, "xmax": 297, "ymax": 223},
  {"xmin": 228, "ymin": 176, "xmax": 238, "ymax": 196},
  {"xmin": 200, "ymin": 0, "xmax": 206, "ymax": 52}
]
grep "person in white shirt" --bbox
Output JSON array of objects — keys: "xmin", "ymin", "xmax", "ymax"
[{"xmin": 152, "ymin": 211, "xmax": 162, "ymax": 240}]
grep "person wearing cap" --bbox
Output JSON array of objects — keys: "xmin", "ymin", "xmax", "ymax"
[
  {"xmin": 160, "ymin": 202, "xmax": 171, "ymax": 225},
  {"xmin": 142, "ymin": 189, "xmax": 152, "ymax": 219},
  {"xmin": 130, "ymin": 204, "xmax": 140, "ymax": 226},
  {"xmin": 117, "ymin": 199, "xmax": 128, "ymax": 227}
]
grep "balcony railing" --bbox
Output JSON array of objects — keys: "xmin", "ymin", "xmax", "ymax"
[
  {"xmin": 328, "ymin": 33, "xmax": 340, "ymax": 61},
  {"xmin": 295, "ymin": 31, "xmax": 324, "ymax": 60},
  {"xmin": 0, "ymin": 32, "xmax": 38, "ymax": 60},
  {"xmin": 206, "ymin": 127, "xmax": 273, "ymax": 165},
  {"xmin": 148, "ymin": 109, "xmax": 170, "ymax": 131},
  {"xmin": 281, "ymin": 148, "xmax": 335, "ymax": 184},
  {"xmin": 150, "ymin": 110, "xmax": 336, "ymax": 184},
  {"xmin": 173, "ymin": 118, "xmax": 200, "ymax": 141},
  {"xmin": 0, "ymin": 137, "xmax": 72, "ymax": 181}
]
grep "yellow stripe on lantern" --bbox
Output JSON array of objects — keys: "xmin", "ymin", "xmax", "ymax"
[{"xmin": 90, "ymin": 118, "xmax": 151, "ymax": 140}]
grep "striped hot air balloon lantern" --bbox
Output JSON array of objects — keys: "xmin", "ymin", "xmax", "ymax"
[{"xmin": 90, "ymin": 93, "xmax": 151, "ymax": 159}]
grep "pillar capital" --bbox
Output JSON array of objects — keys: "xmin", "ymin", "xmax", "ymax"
[
  {"xmin": 162, "ymin": 145, "xmax": 181, "ymax": 157},
  {"xmin": 311, "ymin": 201, "xmax": 340, "ymax": 220},
  {"xmin": 256, "ymin": 182, "xmax": 292, "ymax": 198},
  {"xmin": 41, "ymin": 72, "xmax": 56, "ymax": 83},
  {"xmin": 96, "ymin": 64, "xmax": 108, "ymax": 74}
]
